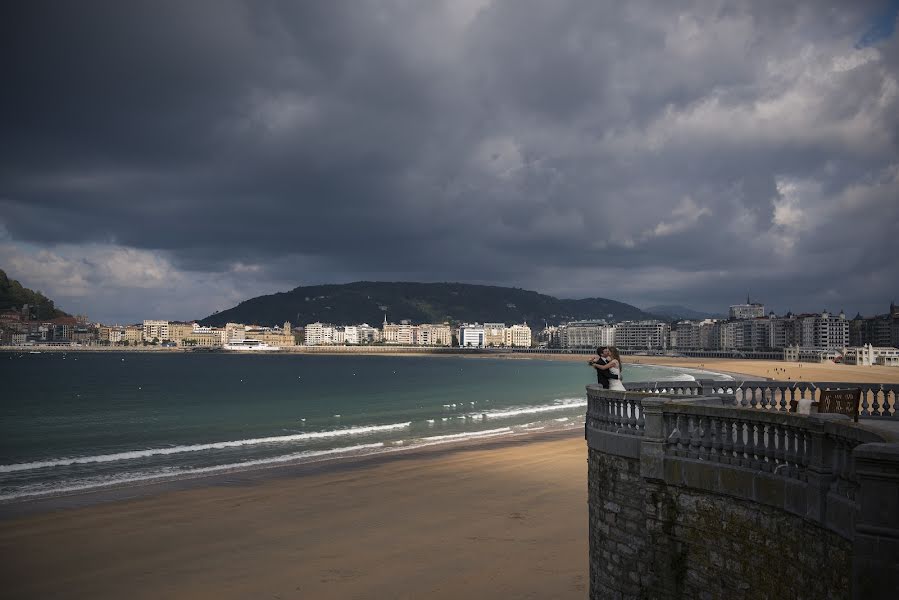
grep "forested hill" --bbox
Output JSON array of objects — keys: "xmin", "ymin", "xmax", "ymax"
[
  {"xmin": 0, "ymin": 268, "xmax": 68, "ymax": 319},
  {"xmin": 198, "ymin": 281, "xmax": 656, "ymax": 327}
]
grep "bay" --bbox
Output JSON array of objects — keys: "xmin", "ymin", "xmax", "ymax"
[{"xmin": 0, "ymin": 352, "xmax": 724, "ymax": 501}]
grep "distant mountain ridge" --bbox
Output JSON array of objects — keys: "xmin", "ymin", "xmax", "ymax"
[
  {"xmin": 644, "ymin": 304, "xmax": 725, "ymax": 321},
  {"xmin": 198, "ymin": 282, "xmax": 657, "ymax": 327},
  {"xmin": 0, "ymin": 268, "xmax": 68, "ymax": 320}
]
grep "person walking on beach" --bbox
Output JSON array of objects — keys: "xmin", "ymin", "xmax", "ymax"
[
  {"xmin": 591, "ymin": 347, "xmax": 626, "ymax": 391},
  {"xmin": 589, "ymin": 347, "xmax": 611, "ymax": 389}
]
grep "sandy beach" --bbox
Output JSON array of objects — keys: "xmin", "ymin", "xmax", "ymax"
[
  {"xmin": 2, "ymin": 354, "xmax": 896, "ymax": 599},
  {"xmin": 0, "ymin": 433, "xmax": 588, "ymax": 600}
]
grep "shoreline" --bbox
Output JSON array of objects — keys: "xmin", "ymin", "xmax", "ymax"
[
  {"xmin": 0, "ymin": 425, "xmax": 585, "ymax": 519},
  {"xmin": 0, "ymin": 431, "xmax": 590, "ymax": 599}
]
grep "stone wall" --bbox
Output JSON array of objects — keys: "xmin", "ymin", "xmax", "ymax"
[{"xmin": 588, "ymin": 449, "xmax": 852, "ymax": 599}]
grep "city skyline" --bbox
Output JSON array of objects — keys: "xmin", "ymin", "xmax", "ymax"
[{"xmin": 2, "ymin": 1, "xmax": 898, "ymax": 324}]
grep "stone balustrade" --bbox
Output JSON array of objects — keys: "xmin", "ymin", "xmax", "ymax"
[
  {"xmin": 625, "ymin": 379, "xmax": 899, "ymax": 418},
  {"xmin": 586, "ymin": 382, "xmax": 899, "ymax": 599}
]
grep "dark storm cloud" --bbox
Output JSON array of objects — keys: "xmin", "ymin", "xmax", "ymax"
[{"xmin": 1, "ymin": 0, "xmax": 897, "ymax": 321}]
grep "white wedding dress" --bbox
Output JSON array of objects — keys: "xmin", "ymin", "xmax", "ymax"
[{"xmin": 608, "ymin": 366, "xmax": 626, "ymax": 391}]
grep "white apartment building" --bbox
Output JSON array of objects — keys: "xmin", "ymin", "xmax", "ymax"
[
  {"xmin": 305, "ymin": 322, "xmax": 335, "ymax": 346},
  {"xmin": 459, "ymin": 324, "xmax": 485, "ymax": 348},
  {"xmin": 504, "ymin": 323, "xmax": 532, "ymax": 348},
  {"xmin": 615, "ymin": 320, "xmax": 669, "ymax": 350},
  {"xmin": 332, "ymin": 327, "xmax": 346, "ymax": 345},
  {"xmin": 142, "ymin": 320, "xmax": 170, "ymax": 342},
  {"xmin": 357, "ymin": 323, "xmax": 380, "ymax": 344},
  {"xmin": 343, "ymin": 326, "xmax": 359, "ymax": 345},
  {"xmin": 799, "ymin": 311, "xmax": 848, "ymax": 348},
  {"xmin": 559, "ymin": 321, "xmax": 615, "ymax": 349}
]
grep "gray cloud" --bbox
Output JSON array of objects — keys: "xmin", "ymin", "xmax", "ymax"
[{"xmin": 1, "ymin": 0, "xmax": 897, "ymax": 322}]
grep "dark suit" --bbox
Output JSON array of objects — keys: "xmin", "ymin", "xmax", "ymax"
[{"xmin": 593, "ymin": 357, "xmax": 610, "ymax": 388}]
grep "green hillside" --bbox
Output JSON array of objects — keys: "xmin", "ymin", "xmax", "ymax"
[
  {"xmin": 0, "ymin": 269, "xmax": 68, "ymax": 319},
  {"xmin": 198, "ymin": 281, "xmax": 655, "ymax": 327}
]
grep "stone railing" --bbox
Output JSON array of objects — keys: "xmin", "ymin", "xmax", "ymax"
[
  {"xmin": 625, "ymin": 379, "xmax": 899, "ymax": 418},
  {"xmin": 585, "ymin": 383, "xmax": 899, "ymax": 599}
]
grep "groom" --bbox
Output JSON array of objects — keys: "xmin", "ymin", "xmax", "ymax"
[{"xmin": 589, "ymin": 346, "xmax": 611, "ymax": 389}]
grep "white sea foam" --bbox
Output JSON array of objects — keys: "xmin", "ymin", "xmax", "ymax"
[
  {"xmin": 0, "ymin": 422, "xmax": 411, "ymax": 473},
  {"xmin": 417, "ymin": 428, "xmax": 511, "ymax": 443},
  {"xmin": 554, "ymin": 417, "xmax": 570, "ymax": 422},
  {"xmin": 477, "ymin": 397, "xmax": 586, "ymax": 420},
  {"xmin": 0, "ymin": 443, "xmax": 386, "ymax": 502}
]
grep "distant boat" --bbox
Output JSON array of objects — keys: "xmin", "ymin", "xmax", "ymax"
[{"xmin": 223, "ymin": 339, "xmax": 280, "ymax": 351}]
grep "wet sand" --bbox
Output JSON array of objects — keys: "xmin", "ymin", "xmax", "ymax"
[{"xmin": 0, "ymin": 433, "xmax": 588, "ymax": 600}]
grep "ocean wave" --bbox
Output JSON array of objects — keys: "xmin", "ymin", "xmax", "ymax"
[
  {"xmin": 0, "ymin": 443, "xmax": 386, "ymax": 501},
  {"xmin": 417, "ymin": 427, "xmax": 512, "ymax": 443},
  {"xmin": 0, "ymin": 422, "xmax": 411, "ymax": 473},
  {"xmin": 475, "ymin": 397, "xmax": 586, "ymax": 420}
]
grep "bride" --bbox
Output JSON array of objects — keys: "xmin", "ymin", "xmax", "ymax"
[{"xmin": 593, "ymin": 347, "xmax": 626, "ymax": 391}]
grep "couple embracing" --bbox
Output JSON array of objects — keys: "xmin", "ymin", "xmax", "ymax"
[{"xmin": 588, "ymin": 346, "xmax": 625, "ymax": 391}]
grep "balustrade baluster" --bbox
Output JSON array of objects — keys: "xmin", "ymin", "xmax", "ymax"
[
  {"xmin": 774, "ymin": 425, "xmax": 787, "ymax": 474},
  {"xmin": 721, "ymin": 418, "xmax": 734, "ymax": 465},
  {"xmin": 636, "ymin": 401, "xmax": 645, "ymax": 431},
  {"xmin": 747, "ymin": 388, "xmax": 756, "ymax": 409},
  {"xmin": 698, "ymin": 417, "xmax": 711, "ymax": 460},
  {"xmin": 771, "ymin": 387, "xmax": 789, "ymax": 412},
  {"xmin": 627, "ymin": 399, "xmax": 638, "ymax": 430},
  {"xmin": 733, "ymin": 420, "xmax": 745, "ymax": 467},
  {"xmin": 674, "ymin": 414, "xmax": 685, "ymax": 456},
  {"xmin": 686, "ymin": 416, "xmax": 698, "ymax": 459},
  {"xmin": 757, "ymin": 424, "xmax": 772, "ymax": 472},
  {"xmin": 831, "ymin": 438, "xmax": 846, "ymax": 495},
  {"xmin": 756, "ymin": 423, "xmax": 767, "ymax": 469},
  {"xmin": 860, "ymin": 391, "xmax": 871, "ymax": 417},
  {"xmin": 783, "ymin": 426, "xmax": 798, "ymax": 478},
  {"xmin": 870, "ymin": 389, "xmax": 881, "ymax": 417},
  {"xmin": 797, "ymin": 429, "xmax": 809, "ymax": 481}
]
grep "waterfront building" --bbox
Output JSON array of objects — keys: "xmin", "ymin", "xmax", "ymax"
[
  {"xmin": 332, "ymin": 327, "xmax": 346, "ymax": 345},
  {"xmin": 304, "ymin": 322, "xmax": 336, "ymax": 346},
  {"xmin": 168, "ymin": 322, "xmax": 195, "ymax": 345},
  {"xmin": 783, "ymin": 345, "xmax": 844, "ymax": 362},
  {"xmin": 356, "ymin": 323, "xmax": 380, "ymax": 344},
  {"xmin": 483, "ymin": 323, "xmax": 506, "ymax": 347},
  {"xmin": 729, "ymin": 298, "xmax": 765, "ymax": 320},
  {"xmin": 181, "ymin": 330, "xmax": 222, "ymax": 347},
  {"xmin": 843, "ymin": 344, "xmax": 899, "ymax": 366},
  {"xmin": 304, "ymin": 322, "xmax": 325, "ymax": 346},
  {"xmin": 615, "ymin": 320, "xmax": 669, "ymax": 350},
  {"xmin": 459, "ymin": 324, "xmax": 485, "ymax": 348},
  {"xmin": 850, "ymin": 304, "xmax": 899, "ymax": 348},
  {"xmin": 798, "ymin": 310, "xmax": 848, "ymax": 348},
  {"xmin": 343, "ymin": 326, "xmax": 359, "ymax": 345},
  {"xmin": 504, "ymin": 323, "xmax": 532, "ymax": 348},
  {"xmin": 536, "ymin": 325, "xmax": 560, "ymax": 348},
  {"xmin": 142, "ymin": 320, "xmax": 170, "ymax": 342},
  {"xmin": 243, "ymin": 322, "xmax": 295, "ymax": 347},
  {"xmin": 123, "ymin": 325, "xmax": 143, "ymax": 345},
  {"xmin": 417, "ymin": 323, "xmax": 453, "ymax": 346},
  {"xmin": 382, "ymin": 316, "xmax": 415, "ymax": 345},
  {"xmin": 559, "ymin": 320, "xmax": 615, "ymax": 349}
]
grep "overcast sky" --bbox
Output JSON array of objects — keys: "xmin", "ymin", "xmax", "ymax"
[{"xmin": 2, "ymin": 0, "xmax": 898, "ymax": 324}]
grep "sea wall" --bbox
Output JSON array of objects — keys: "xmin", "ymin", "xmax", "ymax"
[
  {"xmin": 588, "ymin": 449, "xmax": 850, "ymax": 599},
  {"xmin": 585, "ymin": 386, "xmax": 899, "ymax": 600}
]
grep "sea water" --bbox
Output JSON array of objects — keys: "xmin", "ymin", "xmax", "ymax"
[{"xmin": 0, "ymin": 352, "xmax": 727, "ymax": 501}]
